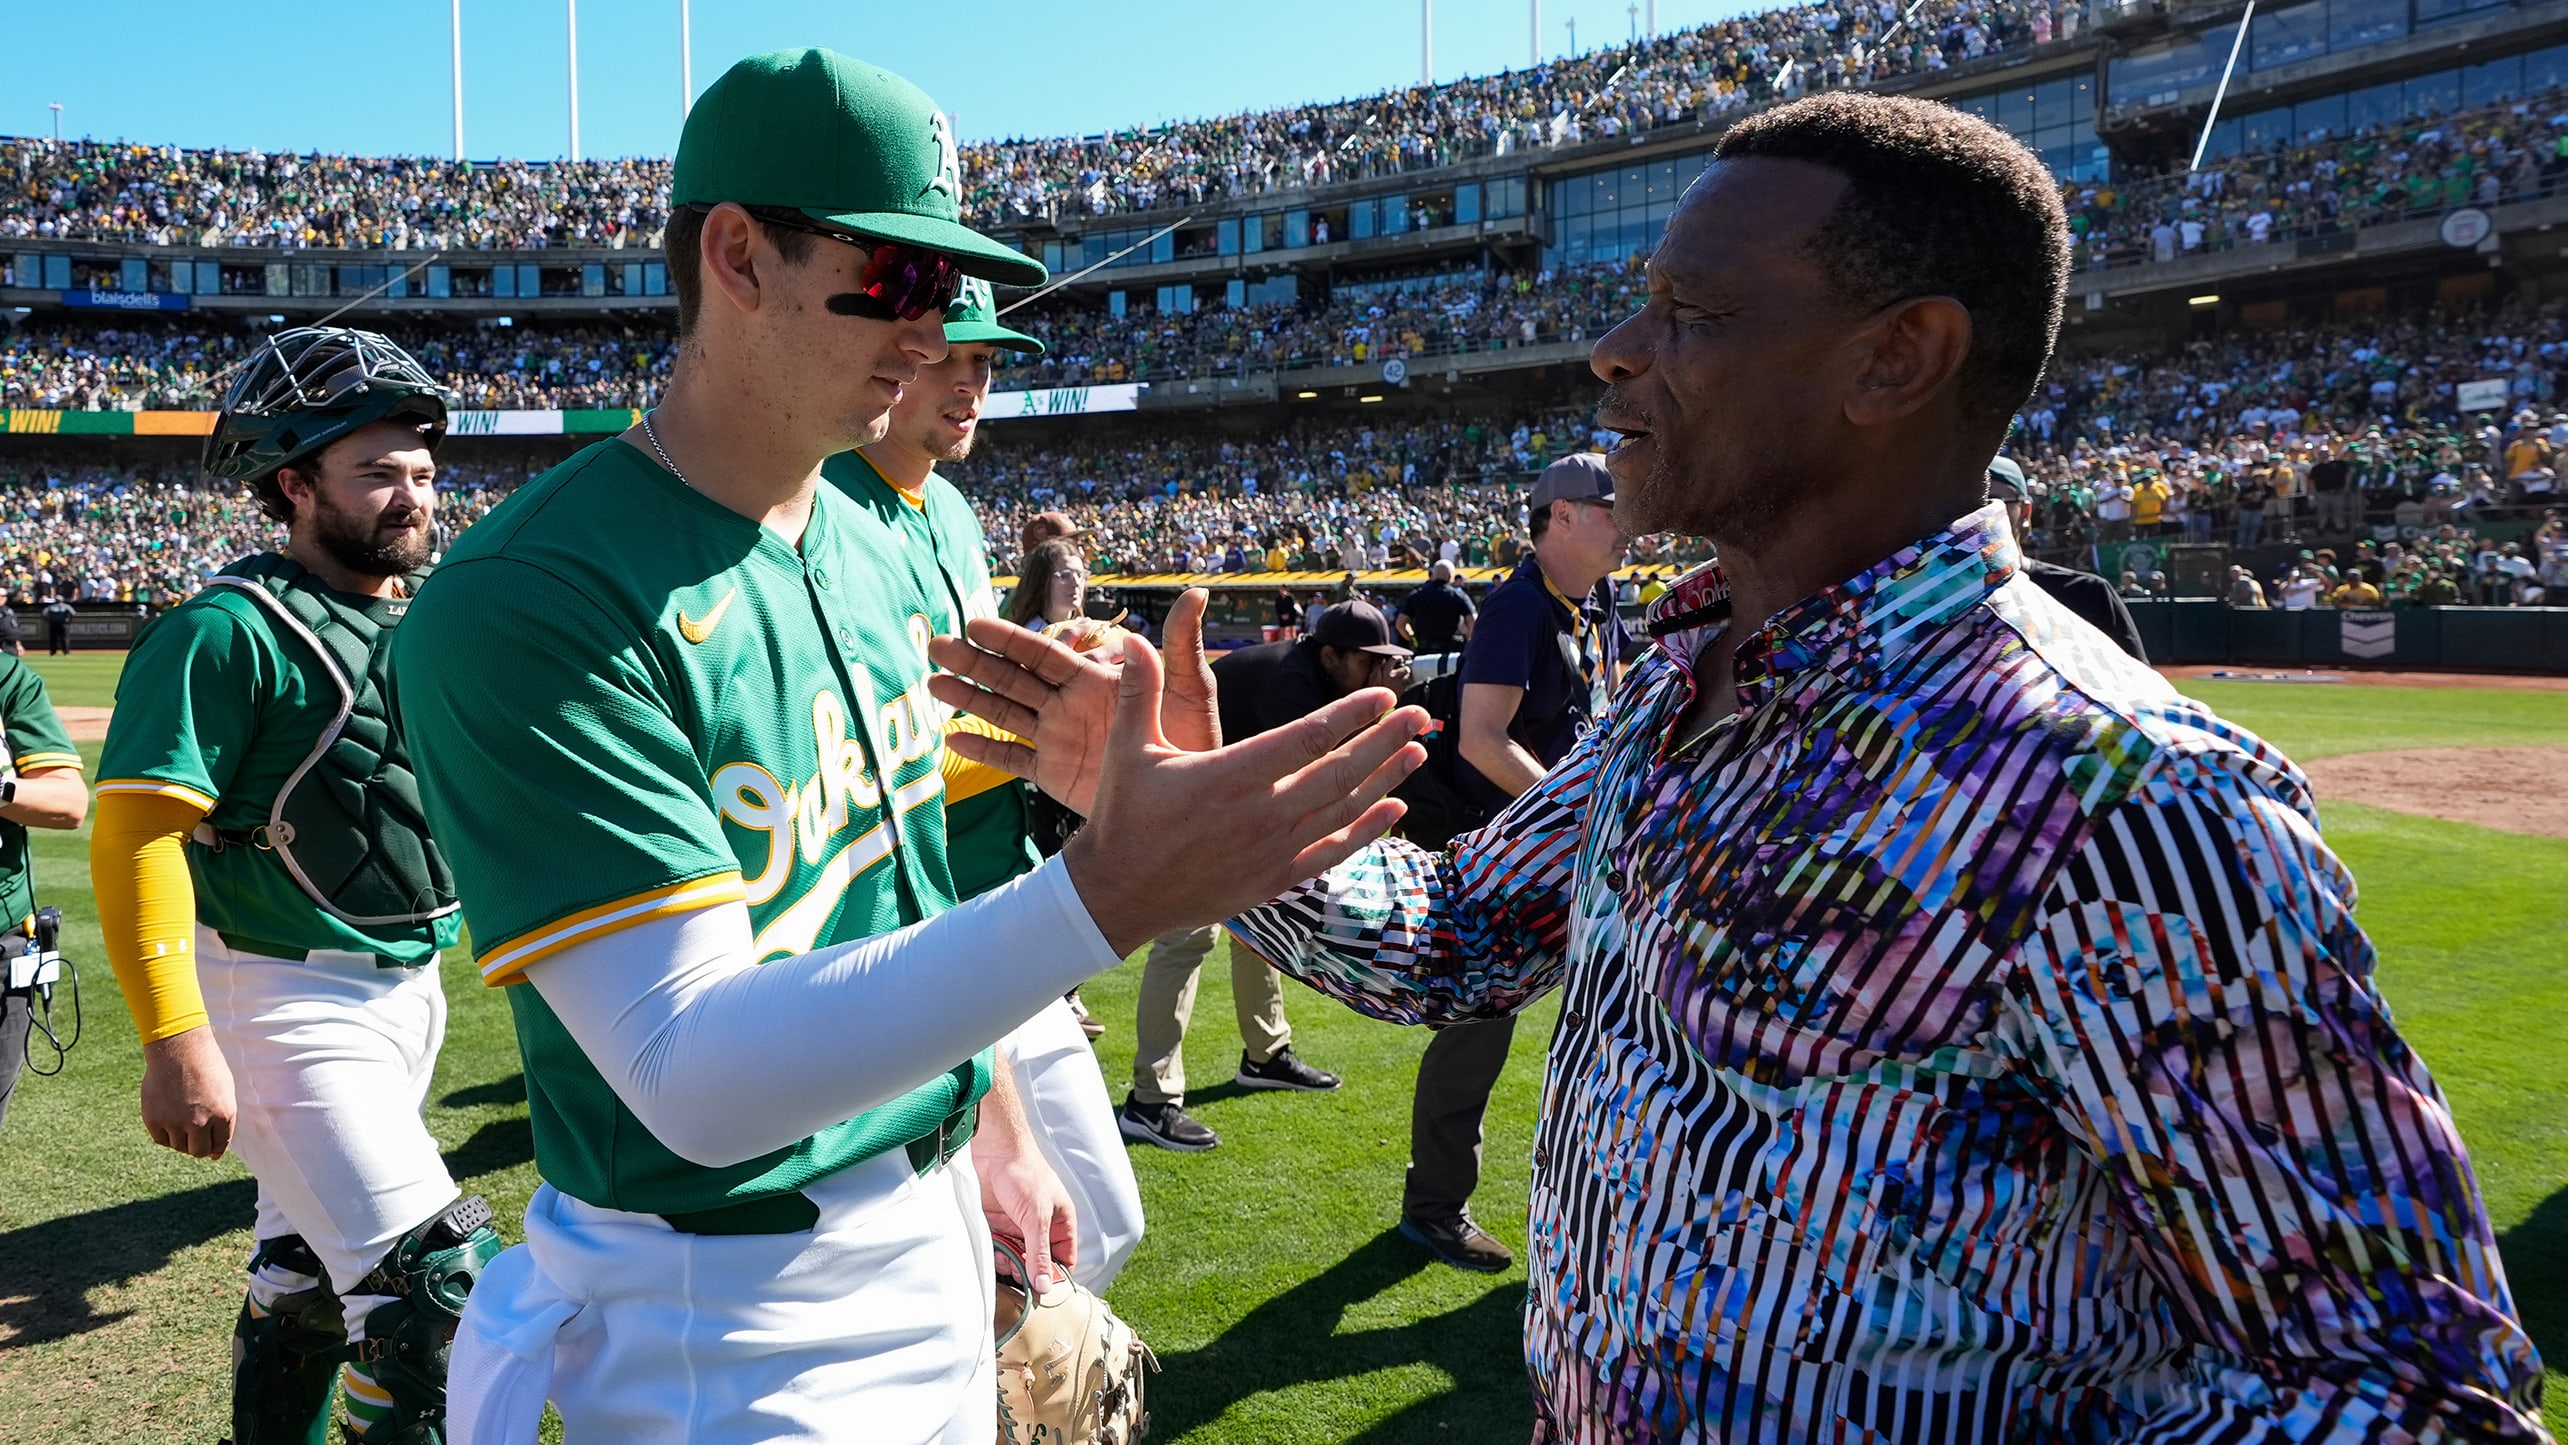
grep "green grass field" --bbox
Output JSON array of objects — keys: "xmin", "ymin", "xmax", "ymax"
[{"xmin": 1, "ymin": 657, "xmax": 2561, "ymax": 1440}]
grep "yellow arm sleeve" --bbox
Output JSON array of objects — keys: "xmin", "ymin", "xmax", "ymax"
[
  {"xmin": 90, "ymin": 789, "xmax": 209, "ymax": 1043},
  {"xmin": 942, "ymin": 710, "xmax": 1027, "ymax": 807}
]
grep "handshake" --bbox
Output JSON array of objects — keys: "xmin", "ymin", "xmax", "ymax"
[{"xmin": 928, "ymin": 589, "xmax": 1430, "ymax": 957}]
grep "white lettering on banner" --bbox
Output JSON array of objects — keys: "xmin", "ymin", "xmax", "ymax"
[
  {"xmin": 2340, "ymin": 611, "xmax": 2396, "ymax": 660},
  {"xmin": 982, "ymin": 383, "xmax": 1144, "ymax": 420},
  {"xmin": 446, "ymin": 410, "xmax": 565, "ymax": 436}
]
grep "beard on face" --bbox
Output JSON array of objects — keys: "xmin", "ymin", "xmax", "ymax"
[
  {"xmin": 308, "ymin": 484, "xmax": 432, "ymax": 578},
  {"xmin": 928, "ymin": 424, "xmax": 978, "ymax": 464}
]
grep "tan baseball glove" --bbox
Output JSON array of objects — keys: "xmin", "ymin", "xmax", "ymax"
[{"xmin": 994, "ymin": 1243, "xmax": 1156, "ymax": 1445}]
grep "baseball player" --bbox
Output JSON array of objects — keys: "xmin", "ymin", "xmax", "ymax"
[
  {"xmin": 843, "ymin": 277, "xmax": 1146, "ymax": 1291},
  {"xmin": 0, "ymin": 647, "xmax": 88, "ymax": 1132},
  {"xmin": 90, "ymin": 325, "xmax": 502, "ymax": 1444},
  {"xmin": 402, "ymin": 50, "xmax": 1422, "ymax": 1444}
]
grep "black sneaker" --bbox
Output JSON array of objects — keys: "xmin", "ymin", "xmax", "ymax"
[
  {"xmin": 1118, "ymin": 1095, "xmax": 1219, "ymax": 1152},
  {"xmin": 1399, "ymin": 1211, "xmax": 1514, "ymax": 1273},
  {"xmin": 1234, "ymin": 1045, "xmax": 1341, "ymax": 1092}
]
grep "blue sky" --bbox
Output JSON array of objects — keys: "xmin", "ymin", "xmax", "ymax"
[{"xmin": 6, "ymin": 0, "xmax": 1763, "ymax": 159}]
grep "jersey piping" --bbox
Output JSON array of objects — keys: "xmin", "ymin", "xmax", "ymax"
[{"xmin": 478, "ymin": 871, "xmax": 751, "ymax": 986}]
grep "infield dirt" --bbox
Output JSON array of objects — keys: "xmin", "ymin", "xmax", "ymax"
[{"xmin": 2304, "ymin": 747, "xmax": 2564, "ymax": 838}]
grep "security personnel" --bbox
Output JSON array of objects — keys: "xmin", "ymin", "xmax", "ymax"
[
  {"xmin": 1406, "ymin": 451, "xmax": 1625, "ymax": 1273},
  {"xmin": 0, "ymin": 649, "xmax": 88, "ymax": 1131},
  {"xmin": 91, "ymin": 326, "xmax": 499, "ymax": 1444}
]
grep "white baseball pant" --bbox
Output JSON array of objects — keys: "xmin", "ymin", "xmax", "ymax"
[
  {"xmin": 448, "ymin": 1147, "xmax": 995, "ymax": 1444},
  {"xmin": 198, "ymin": 926, "xmax": 461, "ymax": 1337},
  {"xmin": 1002, "ymin": 997, "xmax": 1144, "ymax": 1292}
]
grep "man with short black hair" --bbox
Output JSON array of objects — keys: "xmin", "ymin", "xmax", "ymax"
[{"xmin": 1220, "ymin": 91, "xmax": 2540, "ymax": 1437}]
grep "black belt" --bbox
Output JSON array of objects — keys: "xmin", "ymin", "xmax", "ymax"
[{"xmin": 657, "ymin": 1097, "xmax": 979, "ymax": 1236}]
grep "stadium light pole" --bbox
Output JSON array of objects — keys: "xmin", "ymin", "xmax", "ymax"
[
  {"xmin": 680, "ymin": 0, "xmax": 693, "ymax": 116},
  {"xmin": 2189, "ymin": 0, "xmax": 2255, "ymax": 172},
  {"xmin": 1567, "ymin": 16, "xmax": 1578, "ymax": 54},
  {"xmin": 567, "ymin": 0, "xmax": 583, "ymax": 162},
  {"xmin": 1531, "ymin": 0, "xmax": 1540, "ymax": 64},
  {"xmin": 1649, "ymin": 0, "xmax": 1658, "ymax": 35},
  {"xmin": 1422, "ymin": 0, "xmax": 1433, "ymax": 83},
  {"xmin": 48, "ymin": 103, "xmax": 61, "ymax": 143},
  {"xmin": 450, "ymin": 0, "xmax": 465, "ymax": 160}
]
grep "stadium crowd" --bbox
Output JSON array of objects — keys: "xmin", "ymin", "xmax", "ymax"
[
  {"xmin": 2076, "ymin": 85, "xmax": 2568, "ymax": 270},
  {"xmin": 0, "ymin": 260, "xmax": 1652, "ymax": 408},
  {"xmin": 0, "ymin": 317, "xmax": 677, "ymax": 412},
  {"xmin": 0, "ymin": 142, "xmax": 671, "ymax": 250},
  {"xmin": 6, "ymin": 0, "xmax": 2073, "ymax": 246},
  {"xmin": 6, "ymin": 293, "xmax": 2564, "ymax": 611},
  {"xmin": 946, "ymin": 407, "xmax": 1709, "ymax": 576},
  {"xmin": 962, "ymin": 0, "xmax": 2067, "ymax": 224}
]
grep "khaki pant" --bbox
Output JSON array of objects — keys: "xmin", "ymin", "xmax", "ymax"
[{"xmin": 1129, "ymin": 925, "xmax": 1290, "ymax": 1106}]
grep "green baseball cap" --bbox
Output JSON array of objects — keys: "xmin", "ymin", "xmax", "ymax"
[
  {"xmin": 944, "ymin": 276, "xmax": 1045, "ymax": 356},
  {"xmin": 672, "ymin": 48, "xmax": 1047, "ymax": 288}
]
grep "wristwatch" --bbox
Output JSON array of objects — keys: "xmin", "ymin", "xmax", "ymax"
[{"xmin": 0, "ymin": 778, "xmax": 16, "ymax": 806}]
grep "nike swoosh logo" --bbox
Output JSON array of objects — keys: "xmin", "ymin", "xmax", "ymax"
[{"xmin": 676, "ymin": 586, "xmax": 737, "ymax": 645}]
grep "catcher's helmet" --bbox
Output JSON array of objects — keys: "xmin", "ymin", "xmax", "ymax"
[{"xmin": 205, "ymin": 327, "xmax": 452, "ymax": 519}]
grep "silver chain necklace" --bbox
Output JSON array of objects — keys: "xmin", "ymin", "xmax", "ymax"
[{"xmin": 640, "ymin": 408, "xmax": 692, "ymax": 490}]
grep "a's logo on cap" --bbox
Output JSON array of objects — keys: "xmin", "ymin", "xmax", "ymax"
[
  {"xmin": 953, "ymin": 276, "xmax": 994, "ymax": 317},
  {"xmin": 929, "ymin": 110, "xmax": 961, "ymax": 204}
]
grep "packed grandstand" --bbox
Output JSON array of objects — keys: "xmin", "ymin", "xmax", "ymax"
[{"xmin": 4, "ymin": 0, "xmax": 2568, "ymax": 617}]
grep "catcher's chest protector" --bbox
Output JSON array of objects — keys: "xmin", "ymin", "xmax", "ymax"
[{"xmin": 195, "ymin": 555, "xmax": 459, "ymax": 930}]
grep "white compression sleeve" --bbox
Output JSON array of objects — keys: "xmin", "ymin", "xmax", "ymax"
[{"xmin": 525, "ymin": 858, "xmax": 1120, "ymax": 1169}]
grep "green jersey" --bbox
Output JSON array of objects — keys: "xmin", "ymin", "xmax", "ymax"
[
  {"xmin": 0, "ymin": 653, "xmax": 80, "ymax": 928},
  {"xmin": 825, "ymin": 452, "xmax": 1038, "ymax": 900},
  {"xmin": 397, "ymin": 439, "xmax": 987, "ymax": 1217},
  {"xmin": 96, "ymin": 561, "xmax": 461, "ymax": 964}
]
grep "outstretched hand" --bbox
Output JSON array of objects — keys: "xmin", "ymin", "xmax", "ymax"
[{"xmin": 931, "ymin": 593, "xmax": 1427, "ymax": 956}]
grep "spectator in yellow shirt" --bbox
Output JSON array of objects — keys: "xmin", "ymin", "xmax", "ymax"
[
  {"xmin": 2132, "ymin": 474, "xmax": 2169, "ymax": 532},
  {"xmin": 2329, "ymin": 575, "xmax": 2385, "ymax": 609}
]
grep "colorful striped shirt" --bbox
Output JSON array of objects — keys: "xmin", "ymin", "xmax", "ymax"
[{"xmin": 1232, "ymin": 504, "xmax": 2545, "ymax": 1444}]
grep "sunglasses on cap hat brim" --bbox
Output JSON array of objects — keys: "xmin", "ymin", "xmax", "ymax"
[{"xmin": 719, "ymin": 205, "xmax": 966, "ymax": 322}]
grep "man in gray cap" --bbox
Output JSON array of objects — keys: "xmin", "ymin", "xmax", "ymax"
[
  {"xmin": 1987, "ymin": 455, "xmax": 2147, "ymax": 661},
  {"xmin": 1401, "ymin": 450, "xmax": 1627, "ymax": 1273}
]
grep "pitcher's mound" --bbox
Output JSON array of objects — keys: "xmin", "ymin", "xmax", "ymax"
[
  {"xmin": 2303, "ymin": 748, "xmax": 2564, "ymax": 838},
  {"xmin": 59, "ymin": 706, "xmax": 111, "ymax": 742}
]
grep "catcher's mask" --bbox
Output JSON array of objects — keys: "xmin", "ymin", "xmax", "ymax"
[{"xmin": 205, "ymin": 326, "xmax": 453, "ymax": 522}]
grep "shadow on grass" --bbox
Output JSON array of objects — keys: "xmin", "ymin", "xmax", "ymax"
[
  {"xmin": 441, "ymin": 1116, "xmax": 535, "ymax": 1184},
  {"xmin": 438, "ymin": 1072, "xmax": 526, "ymax": 1109},
  {"xmin": 0, "ymin": 1175, "xmax": 255, "ymax": 1347},
  {"xmin": 1146, "ymin": 1228, "xmax": 1532, "ymax": 1443},
  {"xmin": 2498, "ymin": 1181, "xmax": 2568, "ymax": 1369},
  {"xmin": 0, "ymin": 1122, "xmax": 534, "ymax": 1349}
]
